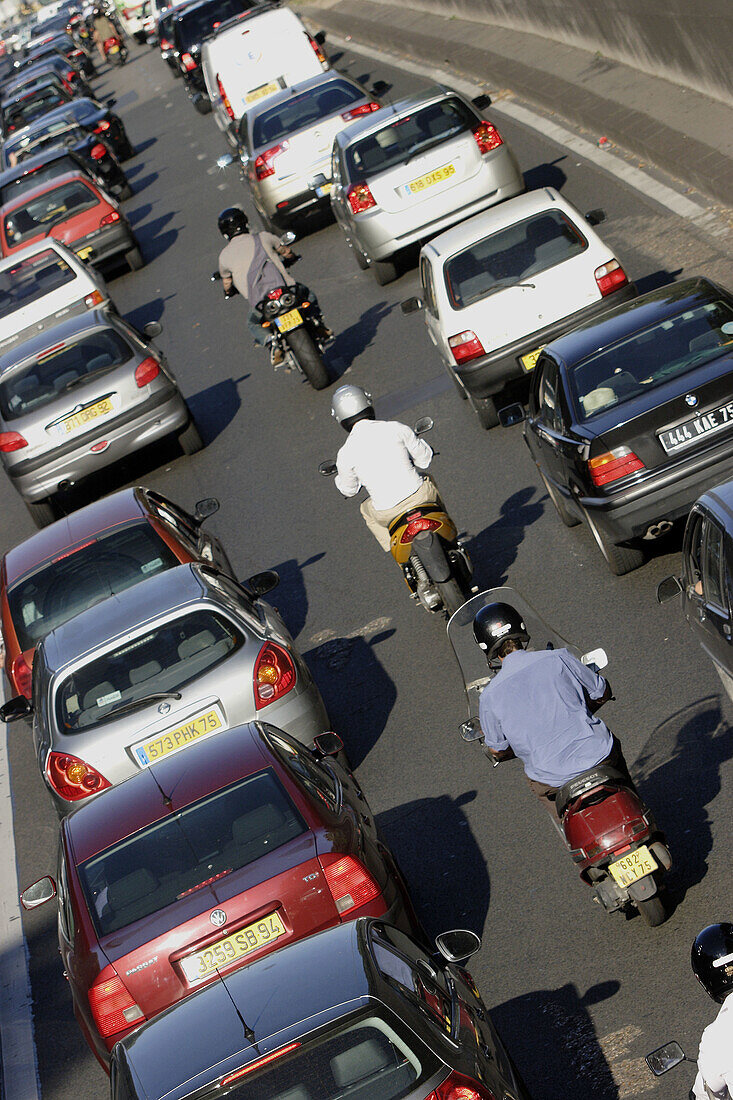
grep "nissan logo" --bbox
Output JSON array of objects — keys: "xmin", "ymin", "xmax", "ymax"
[
  {"xmin": 210, "ymin": 909, "xmax": 227, "ymax": 928},
  {"xmin": 157, "ymin": 702, "xmax": 171, "ymax": 715},
  {"xmin": 685, "ymin": 393, "xmax": 698, "ymax": 407}
]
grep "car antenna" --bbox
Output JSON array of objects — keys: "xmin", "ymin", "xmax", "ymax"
[
  {"xmin": 149, "ymin": 766, "xmax": 173, "ymax": 808},
  {"xmin": 217, "ymin": 971, "xmax": 257, "ymax": 1045}
]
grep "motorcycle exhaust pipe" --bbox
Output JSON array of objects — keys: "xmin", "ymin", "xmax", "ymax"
[
  {"xmin": 643, "ymin": 519, "xmax": 673, "ymax": 540},
  {"xmin": 411, "ymin": 530, "xmax": 451, "ymax": 583}
]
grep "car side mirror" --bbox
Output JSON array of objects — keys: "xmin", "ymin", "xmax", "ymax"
[
  {"xmin": 580, "ymin": 647, "xmax": 608, "ymax": 671},
  {"xmin": 414, "ymin": 415, "xmax": 433, "ymax": 435},
  {"xmin": 143, "ymin": 320, "xmax": 162, "ymax": 339},
  {"xmin": 460, "ymin": 717, "xmax": 483, "ymax": 742},
  {"xmin": 656, "ymin": 575, "xmax": 683, "ymax": 603},
  {"xmin": 314, "ymin": 30, "xmax": 326, "ymax": 45},
  {"xmin": 106, "ymin": 96, "xmax": 116, "ymax": 106},
  {"xmin": 645, "ymin": 1041, "xmax": 687, "ymax": 1077},
  {"xmin": 193, "ymin": 496, "xmax": 220, "ymax": 523},
  {"xmin": 585, "ymin": 208, "xmax": 606, "ymax": 226},
  {"xmin": 0, "ymin": 695, "xmax": 33, "ymax": 723},
  {"xmin": 20, "ymin": 876, "xmax": 56, "ymax": 910},
  {"xmin": 471, "ymin": 93, "xmax": 492, "ymax": 110},
  {"xmin": 436, "ymin": 929, "xmax": 481, "ymax": 963},
  {"xmin": 313, "ymin": 731, "xmax": 343, "ymax": 758},
  {"xmin": 319, "ymin": 460, "xmax": 337, "ymax": 477},
  {"xmin": 401, "ymin": 296, "xmax": 423, "ymax": 314},
  {"xmin": 370, "ymin": 79, "xmax": 389, "ymax": 96},
  {"xmin": 216, "ymin": 152, "xmax": 234, "ymax": 169},
  {"xmin": 245, "ymin": 569, "xmax": 280, "ymax": 597},
  {"xmin": 498, "ymin": 402, "xmax": 525, "ymax": 427}
]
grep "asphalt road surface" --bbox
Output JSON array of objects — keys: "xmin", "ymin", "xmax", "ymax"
[{"xmin": 3, "ymin": 38, "xmax": 733, "ymax": 1100}]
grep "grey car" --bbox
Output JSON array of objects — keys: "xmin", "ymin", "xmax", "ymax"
[
  {"xmin": 0, "ymin": 308, "xmax": 202, "ymax": 527},
  {"xmin": 20, "ymin": 562, "xmax": 329, "ymax": 814},
  {"xmin": 330, "ymin": 83, "xmax": 524, "ymax": 284}
]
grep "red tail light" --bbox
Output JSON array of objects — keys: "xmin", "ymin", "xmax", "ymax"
[
  {"xmin": 219, "ymin": 1043, "xmax": 301, "ymax": 1087},
  {"xmin": 341, "ymin": 101, "xmax": 380, "ymax": 121},
  {"xmin": 159, "ymin": 36, "xmax": 172, "ymax": 49},
  {"xmin": 400, "ymin": 515, "xmax": 441, "ymax": 543},
  {"xmin": 429, "ymin": 1069, "xmax": 497, "ymax": 1099},
  {"xmin": 319, "ymin": 853, "xmax": 380, "ymax": 915},
  {"xmin": 307, "ymin": 34, "xmax": 326, "ymax": 64},
  {"xmin": 84, "ymin": 290, "xmax": 104, "ymax": 307},
  {"xmin": 594, "ymin": 259, "xmax": 629, "ymax": 296},
  {"xmin": 134, "ymin": 356, "xmax": 160, "ymax": 387},
  {"xmin": 216, "ymin": 74, "xmax": 234, "ymax": 120},
  {"xmin": 346, "ymin": 181, "xmax": 376, "ymax": 215},
  {"xmin": 448, "ymin": 329, "xmax": 485, "ymax": 364},
  {"xmin": 253, "ymin": 642, "xmax": 296, "ymax": 708},
  {"xmin": 11, "ymin": 653, "xmax": 33, "ymax": 698},
  {"xmin": 90, "ymin": 143, "xmax": 107, "ymax": 161},
  {"xmin": 100, "ymin": 210, "xmax": 120, "ymax": 226},
  {"xmin": 0, "ymin": 431, "xmax": 27, "ymax": 452},
  {"xmin": 267, "ymin": 287, "xmax": 283, "ymax": 300},
  {"xmin": 588, "ymin": 446, "xmax": 644, "ymax": 486},
  {"xmin": 94, "ymin": 120, "xmax": 111, "ymax": 133},
  {"xmin": 255, "ymin": 142, "xmax": 288, "ymax": 180},
  {"xmin": 66, "ymin": 69, "xmax": 77, "ymax": 81},
  {"xmin": 181, "ymin": 51, "xmax": 196, "ymax": 70},
  {"xmin": 46, "ymin": 751, "xmax": 111, "ymax": 801},
  {"xmin": 88, "ymin": 966, "xmax": 144, "ymax": 1038},
  {"xmin": 472, "ymin": 120, "xmax": 503, "ymax": 154}
]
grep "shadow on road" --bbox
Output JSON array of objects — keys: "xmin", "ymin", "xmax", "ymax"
[
  {"xmin": 523, "ymin": 156, "xmax": 568, "ymax": 192},
  {"xmin": 635, "ymin": 267, "xmax": 683, "ymax": 294},
  {"xmin": 127, "ymin": 171, "xmax": 159, "ymax": 195},
  {"xmin": 123, "ymin": 294, "xmax": 172, "ymax": 328},
  {"xmin": 136, "ymin": 209, "xmax": 179, "ymax": 260},
  {"xmin": 259, "ymin": 552, "xmax": 326, "ymax": 639},
  {"xmin": 187, "ymin": 374, "xmax": 247, "ymax": 446},
  {"xmin": 327, "ymin": 300, "xmax": 395, "ymax": 374},
  {"xmin": 467, "ymin": 484, "xmax": 545, "ymax": 586}
]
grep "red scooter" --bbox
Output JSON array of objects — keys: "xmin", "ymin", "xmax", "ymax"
[
  {"xmin": 104, "ymin": 35, "xmax": 127, "ymax": 65},
  {"xmin": 448, "ymin": 588, "xmax": 672, "ymax": 926}
]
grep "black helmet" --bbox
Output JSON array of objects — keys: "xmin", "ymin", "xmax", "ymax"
[
  {"xmin": 217, "ymin": 207, "xmax": 248, "ymax": 239},
  {"xmin": 473, "ymin": 602, "xmax": 529, "ymax": 662},
  {"xmin": 691, "ymin": 924, "xmax": 733, "ymax": 1003}
]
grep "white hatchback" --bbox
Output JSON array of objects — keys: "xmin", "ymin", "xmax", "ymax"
[{"xmin": 403, "ymin": 187, "xmax": 638, "ymax": 427}]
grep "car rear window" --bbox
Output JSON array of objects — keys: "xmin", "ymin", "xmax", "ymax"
[
  {"xmin": 3, "ymin": 86, "xmax": 70, "ymax": 132},
  {"xmin": 0, "ymin": 156, "xmax": 81, "ymax": 205},
  {"xmin": 7, "ymin": 522, "xmax": 178, "ymax": 652},
  {"xmin": 4, "ymin": 117, "xmax": 80, "ymax": 166},
  {"xmin": 78, "ymin": 769, "xmax": 306, "ymax": 935},
  {"xmin": 250, "ymin": 79, "xmax": 364, "ymax": 148},
  {"xmin": 571, "ymin": 299, "xmax": 733, "ymax": 419},
  {"xmin": 0, "ymin": 248, "xmax": 77, "ymax": 321},
  {"xmin": 55, "ymin": 608, "xmax": 244, "ymax": 732},
  {"xmin": 4, "ymin": 179, "xmax": 98, "ymax": 246},
  {"xmin": 176, "ymin": 0, "xmax": 251, "ymax": 51},
  {"xmin": 445, "ymin": 209, "xmax": 588, "ymax": 309},
  {"xmin": 344, "ymin": 96, "xmax": 476, "ymax": 180}
]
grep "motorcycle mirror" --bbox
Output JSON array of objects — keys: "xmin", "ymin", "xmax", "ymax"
[
  {"xmin": 319, "ymin": 460, "xmax": 337, "ymax": 477},
  {"xmin": 193, "ymin": 496, "xmax": 219, "ymax": 523},
  {"xmin": 436, "ymin": 929, "xmax": 481, "ymax": 963},
  {"xmin": 585, "ymin": 207, "xmax": 606, "ymax": 226},
  {"xmin": 656, "ymin": 575, "xmax": 683, "ymax": 603},
  {"xmin": 498, "ymin": 402, "xmax": 525, "ymax": 427},
  {"xmin": 460, "ymin": 718, "xmax": 483, "ymax": 742},
  {"xmin": 143, "ymin": 320, "xmax": 162, "ymax": 339},
  {"xmin": 20, "ymin": 876, "xmax": 56, "ymax": 910},
  {"xmin": 414, "ymin": 415, "xmax": 433, "ymax": 435},
  {"xmin": 216, "ymin": 153, "xmax": 234, "ymax": 169},
  {"xmin": 280, "ymin": 230, "xmax": 296, "ymax": 247},
  {"xmin": 245, "ymin": 569, "xmax": 279, "ymax": 597},
  {"xmin": 401, "ymin": 296, "xmax": 423, "ymax": 315},
  {"xmin": 0, "ymin": 695, "xmax": 33, "ymax": 723},
  {"xmin": 312, "ymin": 731, "xmax": 343, "ymax": 758},
  {"xmin": 580, "ymin": 647, "xmax": 607, "ymax": 671},
  {"xmin": 645, "ymin": 1041, "xmax": 687, "ymax": 1077}
]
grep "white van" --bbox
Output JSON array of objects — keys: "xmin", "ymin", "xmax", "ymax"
[{"xmin": 202, "ymin": 4, "xmax": 328, "ymax": 142}]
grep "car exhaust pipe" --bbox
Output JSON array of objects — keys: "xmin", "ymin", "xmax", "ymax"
[
  {"xmin": 411, "ymin": 530, "xmax": 451, "ymax": 582},
  {"xmin": 643, "ymin": 520, "xmax": 673, "ymax": 540}
]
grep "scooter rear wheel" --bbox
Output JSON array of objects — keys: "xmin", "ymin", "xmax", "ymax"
[
  {"xmin": 437, "ymin": 577, "xmax": 465, "ymax": 615},
  {"xmin": 637, "ymin": 893, "xmax": 667, "ymax": 926}
]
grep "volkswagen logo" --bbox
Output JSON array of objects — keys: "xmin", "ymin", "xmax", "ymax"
[
  {"xmin": 210, "ymin": 909, "xmax": 227, "ymax": 928},
  {"xmin": 685, "ymin": 393, "xmax": 698, "ymax": 407},
  {"xmin": 157, "ymin": 702, "xmax": 171, "ymax": 716}
]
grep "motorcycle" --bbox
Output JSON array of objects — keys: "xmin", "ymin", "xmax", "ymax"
[
  {"xmin": 103, "ymin": 35, "xmax": 128, "ymax": 65},
  {"xmin": 448, "ymin": 588, "xmax": 672, "ymax": 926},
  {"xmin": 319, "ymin": 417, "xmax": 474, "ymax": 615}
]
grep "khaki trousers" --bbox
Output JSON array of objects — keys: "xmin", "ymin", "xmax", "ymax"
[{"xmin": 360, "ymin": 476, "xmax": 441, "ymax": 551}]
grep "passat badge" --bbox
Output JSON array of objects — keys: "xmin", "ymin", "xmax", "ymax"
[
  {"xmin": 685, "ymin": 393, "xmax": 698, "ymax": 407},
  {"xmin": 210, "ymin": 909, "xmax": 227, "ymax": 928}
]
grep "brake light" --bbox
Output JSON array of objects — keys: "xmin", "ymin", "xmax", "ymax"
[
  {"xmin": 84, "ymin": 290, "xmax": 104, "ymax": 307},
  {"xmin": 307, "ymin": 34, "xmax": 326, "ymax": 64},
  {"xmin": 216, "ymin": 73, "xmax": 234, "ymax": 120},
  {"xmin": 472, "ymin": 120, "xmax": 503, "ymax": 154},
  {"xmin": 88, "ymin": 966, "xmax": 144, "ymax": 1038},
  {"xmin": 94, "ymin": 120, "xmax": 110, "ymax": 133},
  {"xmin": 253, "ymin": 642, "xmax": 296, "ymax": 708},
  {"xmin": 100, "ymin": 210, "xmax": 120, "ymax": 226},
  {"xmin": 66, "ymin": 69, "xmax": 76, "ymax": 81},
  {"xmin": 400, "ymin": 515, "xmax": 440, "ymax": 543},
  {"xmin": 341, "ymin": 101, "xmax": 380, "ymax": 121},
  {"xmin": 346, "ymin": 181, "xmax": 376, "ymax": 215},
  {"xmin": 0, "ymin": 431, "xmax": 27, "ymax": 452},
  {"xmin": 159, "ymin": 35, "xmax": 172, "ymax": 49},
  {"xmin": 267, "ymin": 287, "xmax": 283, "ymax": 300},
  {"xmin": 255, "ymin": 142, "xmax": 288, "ymax": 180},
  {"xmin": 46, "ymin": 751, "xmax": 111, "ymax": 801},
  {"xmin": 181, "ymin": 51, "xmax": 196, "ymax": 70},
  {"xmin": 448, "ymin": 330, "xmax": 485, "ymax": 364},
  {"xmin": 219, "ymin": 1043, "xmax": 301, "ymax": 1087},
  {"xmin": 134, "ymin": 356, "xmax": 160, "ymax": 386},
  {"xmin": 588, "ymin": 446, "xmax": 644, "ymax": 487},
  {"xmin": 90, "ymin": 143, "xmax": 107, "ymax": 160},
  {"xmin": 429, "ymin": 1069, "xmax": 496, "ymax": 1099},
  {"xmin": 11, "ymin": 653, "xmax": 32, "ymax": 698},
  {"xmin": 319, "ymin": 853, "xmax": 380, "ymax": 914},
  {"xmin": 594, "ymin": 259, "xmax": 629, "ymax": 296}
]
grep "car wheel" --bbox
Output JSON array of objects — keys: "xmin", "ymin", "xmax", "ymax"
[
  {"xmin": 25, "ymin": 498, "xmax": 57, "ymax": 528},
  {"xmin": 352, "ymin": 244, "xmax": 369, "ymax": 271},
  {"xmin": 540, "ymin": 470, "xmax": 579, "ymax": 527},
  {"xmin": 468, "ymin": 393, "xmax": 499, "ymax": 430},
  {"xmin": 582, "ymin": 507, "xmax": 645, "ymax": 575},
  {"xmin": 120, "ymin": 140, "xmax": 136, "ymax": 161},
  {"xmin": 171, "ymin": 64, "xmax": 181, "ymax": 78},
  {"xmin": 126, "ymin": 245, "xmax": 144, "ymax": 271},
  {"xmin": 373, "ymin": 257, "xmax": 398, "ymax": 285},
  {"xmin": 178, "ymin": 417, "xmax": 204, "ymax": 455},
  {"xmin": 194, "ymin": 94, "xmax": 212, "ymax": 115}
]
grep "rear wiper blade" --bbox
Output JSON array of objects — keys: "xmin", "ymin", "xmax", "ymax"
[
  {"xmin": 404, "ymin": 129, "xmax": 462, "ymax": 165},
  {"xmin": 481, "ymin": 279, "xmax": 536, "ymax": 298},
  {"xmin": 103, "ymin": 691, "xmax": 182, "ymax": 721}
]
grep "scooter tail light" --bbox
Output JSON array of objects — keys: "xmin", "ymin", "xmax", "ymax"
[
  {"xmin": 448, "ymin": 329, "xmax": 485, "ymax": 364},
  {"xmin": 46, "ymin": 751, "xmax": 111, "ymax": 801},
  {"xmin": 254, "ymin": 142, "xmax": 288, "ymax": 180},
  {"xmin": 89, "ymin": 966, "xmax": 144, "ymax": 1038},
  {"xmin": 587, "ymin": 446, "xmax": 644, "ymax": 486},
  {"xmin": 472, "ymin": 120, "xmax": 503, "ymax": 154},
  {"xmin": 346, "ymin": 181, "xmax": 376, "ymax": 215},
  {"xmin": 253, "ymin": 642, "xmax": 296, "ymax": 708},
  {"xmin": 0, "ymin": 431, "xmax": 28, "ymax": 452},
  {"xmin": 400, "ymin": 516, "xmax": 441, "ymax": 543},
  {"xmin": 429, "ymin": 1068, "xmax": 497, "ymax": 1098},
  {"xmin": 134, "ymin": 356, "xmax": 160, "ymax": 387},
  {"xmin": 11, "ymin": 653, "xmax": 32, "ymax": 697},
  {"xmin": 594, "ymin": 259, "xmax": 628, "ymax": 296},
  {"xmin": 319, "ymin": 853, "xmax": 380, "ymax": 915}
]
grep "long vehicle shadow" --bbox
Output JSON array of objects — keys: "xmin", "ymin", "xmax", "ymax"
[
  {"xmin": 326, "ymin": 300, "xmax": 395, "ymax": 375},
  {"xmin": 466, "ymin": 484, "xmax": 545, "ymax": 586},
  {"xmin": 135, "ymin": 210, "xmax": 179, "ymax": 261},
  {"xmin": 261, "ymin": 553, "xmax": 325, "ymax": 639},
  {"xmin": 634, "ymin": 267, "xmax": 682, "ymax": 294},
  {"xmin": 523, "ymin": 156, "xmax": 568, "ymax": 191},
  {"xmin": 186, "ymin": 375, "xmax": 246, "ymax": 445}
]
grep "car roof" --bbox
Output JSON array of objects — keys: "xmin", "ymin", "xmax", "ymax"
[
  {"xmin": 0, "ymin": 169, "xmax": 96, "ymax": 212},
  {"xmin": 2, "ymin": 74, "xmax": 61, "ymax": 104},
  {"xmin": 698, "ymin": 479, "xmax": 733, "ymax": 527},
  {"xmin": 0, "ymin": 306, "xmax": 120, "ymax": 374},
  {"xmin": 423, "ymin": 187, "xmax": 576, "ymax": 259},
  {"xmin": 335, "ymin": 83, "xmax": 454, "ymax": 145},
  {"xmin": 3, "ymin": 487, "xmax": 149, "ymax": 587},
  {"xmin": 0, "ymin": 235, "xmax": 78, "ymax": 268},
  {"xmin": 248, "ymin": 70, "xmax": 361, "ymax": 117},
  {"xmin": 0, "ymin": 146, "xmax": 80, "ymax": 188}
]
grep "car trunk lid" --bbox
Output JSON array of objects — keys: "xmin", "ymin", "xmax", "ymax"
[{"xmin": 367, "ymin": 129, "xmax": 482, "ymax": 217}]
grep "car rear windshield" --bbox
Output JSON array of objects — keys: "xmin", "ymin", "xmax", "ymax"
[
  {"xmin": 0, "ymin": 248, "xmax": 76, "ymax": 321},
  {"xmin": 0, "ymin": 156, "xmax": 81, "ymax": 206},
  {"xmin": 55, "ymin": 608, "xmax": 244, "ymax": 732},
  {"xmin": 3, "ymin": 118, "xmax": 80, "ymax": 166},
  {"xmin": 78, "ymin": 769, "xmax": 306, "ymax": 935},
  {"xmin": 176, "ymin": 0, "xmax": 251, "ymax": 51},
  {"xmin": 571, "ymin": 298, "xmax": 733, "ymax": 419},
  {"xmin": 7, "ymin": 522, "xmax": 178, "ymax": 652},
  {"xmin": 344, "ymin": 96, "xmax": 476, "ymax": 180},
  {"xmin": 3, "ymin": 86, "xmax": 70, "ymax": 132},
  {"xmin": 445, "ymin": 209, "xmax": 588, "ymax": 309},
  {"xmin": 250, "ymin": 79, "xmax": 364, "ymax": 148},
  {"xmin": 0, "ymin": 326, "xmax": 132, "ymax": 421},
  {"xmin": 4, "ymin": 179, "xmax": 98, "ymax": 246}
]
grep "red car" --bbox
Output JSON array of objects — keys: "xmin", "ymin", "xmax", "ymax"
[
  {"xmin": 0, "ymin": 170, "xmax": 143, "ymax": 271},
  {"xmin": 20, "ymin": 722, "xmax": 419, "ymax": 1068},
  {"xmin": 1, "ymin": 487, "xmax": 233, "ymax": 697}
]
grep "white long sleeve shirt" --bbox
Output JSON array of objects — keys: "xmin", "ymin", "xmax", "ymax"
[
  {"xmin": 334, "ymin": 419, "xmax": 433, "ymax": 511},
  {"xmin": 693, "ymin": 997, "xmax": 733, "ymax": 1100}
]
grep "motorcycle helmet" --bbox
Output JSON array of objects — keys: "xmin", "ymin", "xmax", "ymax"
[
  {"xmin": 331, "ymin": 385, "xmax": 375, "ymax": 432},
  {"xmin": 691, "ymin": 924, "xmax": 733, "ymax": 1003},
  {"xmin": 473, "ymin": 602, "xmax": 529, "ymax": 662},
  {"xmin": 217, "ymin": 207, "xmax": 249, "ymax": 240}
]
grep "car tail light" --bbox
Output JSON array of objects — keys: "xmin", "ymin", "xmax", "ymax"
[
  {"xmin": 594, "ymin": 259, "xmax": 628, "ymax": 296},
  {"xmin": 400, "ymin": 515, "xmax": 441, "ymax": 543},
  {"xmin": 319, "ymin": 853, "xmax": 380, "ymax": 915},
  {"xmin": 46, "ymin": 751, "xmax": 111, "ymax": 801},
  {"xmin": 588, "ymin": 446, "xmax": 644, "ymax": 487},
  {"xmin": 255, "ymin": 142, "xmax": 288, "ymax": 180},
  {"xmin": 94, "ymin": 120, "xmax": 111, "ymax": 133},
  {"xmin": 307, "ymin": 34, "xmax": 326, "ymax": 64},
  {"xmin": 341, "ymin": 101, "xmax": 380, "ymax": 121},
  {"xmin": 181, "ymin": 51, "xmax": 197, "ymax": 70},
  {"xmin": 88, "ymin": 966, "xmax": 144, "ymax": 1038},
  {"xmin": 66, "ymin": 69, "xmax": 77, "ymax": 81},
  {"xmin": 100, "ymin": 210, "xmax": 120, "ymax": 226},
  {"xmin": 346, "ymin": 181, "xmax": 376, "ymax": 215},
  {"xmin": 84, "ymin": 290, "xmax": 104, "ymax": 307},
  {"xmin": 216, "ymin": 73, "xmax": 234, "ymax": 120},
  {"xmin": 11, "ymin": 653, "xmax": 32, "ymax": 698},
  {"xmin": 134, "ymin": 356, "xmax": 160, "ymax": 386},
  {"xmin": 253, "ymin": 642, "xmax": 296, "ymax": 708},
  {"xmin": 159, "ymin": 35, "xmax": 172, "ymax": 49},
  {"xmin": 429, "ymin": 1069, "xmax": 497, "ymax": 1099},
  {"xmin": 219, "ymin": 1043, "xmax": 301, "ymax": 1087},
  {"xmin": 472, "ymin": 120, "xmax": 503, "ymax": 154},
  {"xmin": 90, "ymin": 143, "xmax": 107, "ymax": 160},
  {"xmin": 448, "ymin": 330, "xmax": 485, "ymax": 364},
  {"xmin": 0, "ymin": 431, "xmax": 27, "ymax": 452}
]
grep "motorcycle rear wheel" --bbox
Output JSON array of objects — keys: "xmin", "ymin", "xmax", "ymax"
[
  {"xmin": 637, "ymin": 893, "xmax": 667, "ymax": 926},
  {"xmin": 285, "ymin": 327, "xmax": 329, "ymax": 390}
]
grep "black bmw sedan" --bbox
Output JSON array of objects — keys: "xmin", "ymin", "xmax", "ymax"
[{"xmin": 517, "ymin": 277, "xmax": 733, "ymax": 574}]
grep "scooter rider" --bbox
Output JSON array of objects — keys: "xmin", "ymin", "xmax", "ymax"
[
  {"xmin": 474, "ymin": 602, "xmax": 635, "ymax": 817},
  {"xmin": 332, "ymin": 385, "xmax": 440, "ymax": 551},
  {"xmin": 91, "ymin": 4, "xmax": 121, "ymax": 61},
  {"xmin": 691, "ymin": 924, "xmax": 733, "ymax": 1099}
]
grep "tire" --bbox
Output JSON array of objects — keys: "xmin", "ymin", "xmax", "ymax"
[
  {"xmin": 126, "ymin": 245, "xmax": 144, "ymax": 271},
  {"xmin": 469, "ymin": 393, "xmax": 499, "ymax": 430},
  {"xmin": 540, "ymin": 470, "xmax": 579, "ymax": 528},
  {"xmin": 120, "ymin": 141, "xmax": 136, "ymax": 161},
  {"xmin": 108, "ymin": 51, "xmax": 123, "ymax": 66},
  {"xmin": 118, "ymin": 181, "xmax": 134, "ymax": 200},
  {"xmin": 437, "ymin": 577, "xmax": 465, "ymax": 616},
  {"xmin": 171, "ymin": 64, "xmax": 181, "ymax": 78},
  {"xmin": 178, "ymin": 417, "xmax": 204, "ymax": 455},
  {"xmin": 194, "ymin": 95, "xmax": 212, "ymax": 115},
  {"xmin": 373, "ymin": 257, "xmax": 398, "ymax": 285},
  {"xmin": 25, "ymin": 498, "xmax": 56, "ymax": 528},
  {"xmin": 450, "ymin": 371, "xmax": 468, "ymax": 400},
  {"xmin": 637, "ymin": 893, "xmax": 668, "ymax": 927},
  {"xmin": 582, "ymin": 507, "xmax": 645, "ymax": 575},
  {"xmin": 285, "ymin": 328, "xmax": 329, "ymax": 390}
]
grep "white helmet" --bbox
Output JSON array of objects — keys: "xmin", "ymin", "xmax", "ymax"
[{"xmin": 331, "ymin": 385, "xmax": 373, "ymax": 427}]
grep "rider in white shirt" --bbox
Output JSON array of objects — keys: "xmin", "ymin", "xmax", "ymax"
[{"xmin": 691, "ymin": 924, "xmax": 733, "ymax": 1100}]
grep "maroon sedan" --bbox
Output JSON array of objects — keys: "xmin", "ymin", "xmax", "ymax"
[{"xmin": 21, "ymin": 722, "xmax": 420, "ymax": 1069}]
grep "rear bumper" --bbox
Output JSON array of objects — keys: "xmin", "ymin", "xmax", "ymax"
[
  {"xmin": 72, "ymin": 222, "xmax": 136, "ymax": 268},
  {"xmin": 259, "ymin": 677, "xmax": 330, "ymax": 747}
]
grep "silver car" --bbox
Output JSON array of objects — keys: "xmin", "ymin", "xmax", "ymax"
[
  {"xmin": 330, "ymin": 84, "xmax": 524, "ymax": 284},
  {"xmin": 20, "ymin": 563, "xmax": 330, "ymax": 815},
  {"xmin": 0, "ymin": 308, "xmax": 201, "ymax": 527}
]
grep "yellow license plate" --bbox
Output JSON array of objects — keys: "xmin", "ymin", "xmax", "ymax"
[
  {"xmin": 407, "ymin": 163, "xmax": 456, "ymax": 194},
  {"xmin": 608, "ymin": 844, "xmax": 658, "ymax": 889},
  {"xmin": 76, "ymin": 246, "xmax": 93, "ymax": 260},
  {"xmin": 59, "ymin": 397, "xmax": 113, "ymax": 434},
  {"xmin": 132, "ymin": 705, "xmax": 224, "ymax": 766},
  {"xmin": 245, "ymin": 80, "xmax": 279, "ymax": 103},
  {"xmin": 274, "ymin": 308, "xmax": 302, "ymax": 333},
  {"xmin": 520, "ymin": 345, "xmax": 544, "ymax": 372},
  {"xmin": 180, "ymin": 911, "xmax": 286, "ymax": 982}
]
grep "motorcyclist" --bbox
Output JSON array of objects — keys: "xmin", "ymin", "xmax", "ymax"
[
  {"xmin": 91, "ymin": 4, "xmax": 121, "ymax": 61},
  {"xmin": 474, "ymin": 602, "xmax": 636, "ymax": 816},
  {"xmin": 332, "ymin": 385, "xmax": 441, "ymax": 551},
  {"xmin": 691, "ymin": 924, "xmax": 733, "ymax": 1099}
]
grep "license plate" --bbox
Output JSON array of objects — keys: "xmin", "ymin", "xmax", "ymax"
[
  {"xmin": 180, "ymin": 911, "xmax": 286, "ymax": 982},
  {"xmin": 315, "ymin": 182, "xmax": 332, "ymax": 198},
  {"xmin": 274, "ymin": 308, "xmax": 302, "ymax": 333},
  {"xmin": 245, "ymin": 80, "xmax": 280, "ymax": 104},
  {"xmin": 520, "ymin": 345, "xmax": 544, "ymax": 372},
  {"xmin": 131, "ymin": 705, "xmax": 224, "ymax": 767},
  {"xmin": 404, "ymin": 163, "xmax": 455, "ymax": 195},
  {"xmin": 608, "ymin": 844, "xmax": 658, "ymax": 889},
  {"xmin": 76, "ymin": 245, "xmax": 93, "ymax": 260},
  {"xmin": 109, "ymin": 44, "xmax": 119, "ymax": 52},
  {"xmin": 52, "ymin": 397, "xmax": 114, "ymax": 436},
  {"xmin": 658, "ymin": 399, "xmax": 733, "ymax": 454}
]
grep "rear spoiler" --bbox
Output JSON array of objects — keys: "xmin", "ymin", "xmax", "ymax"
[{"xmin": 200, "ymin": 0, "xmax": 282, "ymax": 45}]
